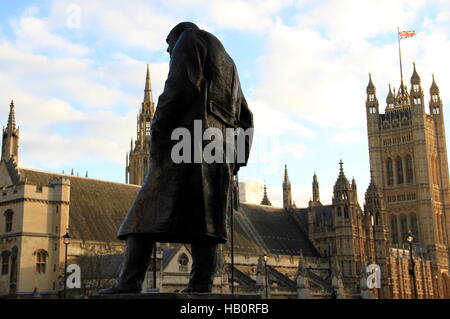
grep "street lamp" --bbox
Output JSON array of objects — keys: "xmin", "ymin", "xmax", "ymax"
[
  {"xmin": 63, "ymin": 230, "xmax": 72, "ymax": 299},
  {"xmin": 406, "ymin": 231, "xmax": 418, "ymax": 299},
  {"xmin": 263, "ymin": 254, "xmax": 268, "ymax": 299}
]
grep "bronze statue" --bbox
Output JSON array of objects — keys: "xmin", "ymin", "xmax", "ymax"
[{"xmin": 99, "ymin": 22, "xmax": 253, "ymax": 294}]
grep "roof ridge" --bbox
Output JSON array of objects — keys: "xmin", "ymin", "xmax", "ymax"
[{"xmin": 18, "ymin": 167, "xmax": 141, "ymax": 188}]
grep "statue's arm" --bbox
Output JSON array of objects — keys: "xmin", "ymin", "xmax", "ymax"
[{"xmin": 235, "ymin": 89, "xmax": 254, "ymax": 172}]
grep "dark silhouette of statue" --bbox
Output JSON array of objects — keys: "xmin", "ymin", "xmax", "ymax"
[{"xmin": 99, "ymin": 22, "xmax": 253, "ymax": 294}]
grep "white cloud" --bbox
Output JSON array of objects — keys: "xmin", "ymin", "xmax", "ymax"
[
  {"xmin": 48, "ymin": 0, "xmax": 175, "ymax": 51},
  {"xmin": 330, "ymin": 130, "xmax": 365, "ymax": 144},
  {"xmin": 10, "ymin": 13, "xmax": 90, "ymax": 56},
  {"xmin": 252, "ymin": 1, "xmax": 450, "ymax": 129}
]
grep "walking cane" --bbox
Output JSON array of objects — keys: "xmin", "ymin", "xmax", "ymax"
[{"xmin": 230, "ymin": 174, "xmax": 235, "ymax": 294}]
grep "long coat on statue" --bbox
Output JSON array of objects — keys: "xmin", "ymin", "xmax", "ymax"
[{"xmin": 117, "ymin": 27, "xmax": 254, "ymax": 244}]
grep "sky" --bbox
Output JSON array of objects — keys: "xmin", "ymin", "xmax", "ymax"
[{"xmin": 1, "ymin": 0, "xmax": 450, "ymax": 207}]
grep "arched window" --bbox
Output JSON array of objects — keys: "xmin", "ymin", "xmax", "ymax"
[
  {"xmin": 344, "ymin": 206, "xmax": 349, "ymax": 218},
  {"xmin": 396, "ymin": 157, "xmax": 404, "ymax": 184},
  {"xmin": 337, "ymin": 207, "xmax": 342, "ymax": 217},
  {"xmin": 410, "ymin": 214, "xmax": 419, "ymax": 243},
  {"xmin": 400, "ymin": 215, "xmax": 408, "ymax": 243},
  {"xmin": 34, "ymin": 250, "xmax": 48, "ymax": 274},
  {"xmin": 391, "ymin": 216, "xmax": 398, "ymax": 244},
  {"xmin": 386, "ymin": 158, "xmax": 394, "ymax": 186},
  {"xmin": 178, "ymin": 253, "xmax": 189, "ymax": 272},
  {"xmin": 4, "ymin": 210, "xmax": 13, "ymax": 233},
  {"xmin": 1, "ymin": 251, "xmax": 10, "ymax": 275},
  {"xmin": 405, "ymin": 155, "xmax": 414, "ymax": 184}
]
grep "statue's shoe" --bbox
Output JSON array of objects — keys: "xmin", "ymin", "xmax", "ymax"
[{"xmin": 97, "ymin": 286, "xmax": 141, "ymax": 295}]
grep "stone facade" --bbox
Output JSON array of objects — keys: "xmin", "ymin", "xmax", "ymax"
[{"xmin": 365, "ymin": 65, "xmax": 450, "ymax": 298}]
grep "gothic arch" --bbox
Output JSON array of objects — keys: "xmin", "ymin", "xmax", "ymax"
[
  {"xmin": 1, "ymin": 250, "xmax": 11, "ymax": 275},
  {"xmin": 405, "ymin": 155, "xmax": 414, "ymax": 183},
  {"xmin": 34, "ymin": 249, "xmax": 48, "ymax": 274},
  {"xmin": 386, "ymin": 158, "xmax": 394, "ymax": 186},
  {"xmin": 3, "ymin": 209, "xmax": 13, "ymax": 233},
  {"xmin": 390, "ymin": 215, "xmax": 399, "ymax": 244},
  {"xmin": 399, "ymin": 214, "xmax": 408, "ymax": 243},
  {"xmin": 178, "ymin": 253, "xmax": 189, "ymax": 272},
  {"xmin": 396, "ymin": 157, "xmax": 404, "ymax": 184},
  {"xmin": 410, "ymin": 213, "xmax": 419, "ymax": 243}
]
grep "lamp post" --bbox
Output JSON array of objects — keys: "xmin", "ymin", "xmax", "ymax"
[
  {"xmin": 263, "ymin": 254, "xmax": 268, "ymax": 299},
  {"xmin": 63, "ymin": 230, "xmax": 72, "ymax": 299},
  {"xmin": 406, "ymin": 232, "xmax": 417, "ymax": 299}
]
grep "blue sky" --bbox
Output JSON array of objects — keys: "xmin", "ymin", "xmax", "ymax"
[{"xmin": 1, "ymin": 0, "xmax": 450, "ymax": 207}]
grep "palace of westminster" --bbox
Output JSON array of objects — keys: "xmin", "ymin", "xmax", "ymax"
[{"xmin": 0, "ymin": 62, "xmax": 449, "ymax": 299}]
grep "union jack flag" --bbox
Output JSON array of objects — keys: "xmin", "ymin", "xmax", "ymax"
[{"xmin": 399, "ymin": 30, "xmax": 416, "ymax": 39}]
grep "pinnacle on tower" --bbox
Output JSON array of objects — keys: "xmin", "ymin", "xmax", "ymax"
[
  {"xmin": 410, "ymin": 62, "xmax": 421, "ymax": 84},
  {"xmin": 2, "ymin": 99, "xmax": 20, "ymax": 163},
  {"xmin": 366, "ymin": 73, "xmax": 376, "ymax": 94},
  {"xmin": 261, "ymin": 184, "xmax": 272, "ymax": 206},
  {"xmin": 143, "ymin": 64, "xmax": 153, "ymax": 104},
  {"xmin": 430, "ymin": 73, "xmax": 440, "ymax": 95},
  {"xmin": 283, "ymin": 164, "xmax": 292, "ymax": 208},
  {"xmin": 334, "ymin": 160, "xmax": 350, "ymax": 190},
  {"xmin": 6, "ymin": 100, "xmax": 16, "ymax": 133},
  {"xmin": 386, "ymin": 84, "xmax": 394, "ymax": 107},
  {"xmin": 284, "ymin": 164, "xmax": 289, "ymax": 183},
  {"xmin": 312, "ymin": 172, "xmax": 320, "ymax": 203}
]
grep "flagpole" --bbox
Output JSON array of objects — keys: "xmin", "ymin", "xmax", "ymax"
[{"xmin": 397, "ymin": 26, "xmax": 404, "ymax": 93}]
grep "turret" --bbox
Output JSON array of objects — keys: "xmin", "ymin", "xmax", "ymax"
[
  {"xmin": 332, "ymin": 160, "xmax": 353, "ymax": 219},
  {"xmin": 410, "ymin": 62, "xmax": 424, "ymax": 111},
  {"xmin": 386, "ymin": 84, "xmax": 394, "ymax": 109},
  {"xmin": 429, "ymin": 74, "xmax": 443, "ymax": 115},
  {"xmin": 261, "ymin": 184, "xmax": 272, "ymax": 206},
  {"xmin": 366, "ymin": 73, "xmax": 379, "ymax": 114}
]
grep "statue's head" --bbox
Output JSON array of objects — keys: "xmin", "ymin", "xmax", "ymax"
[{"xmin": 166, "ymin": 22, "xmax": 199, "ymax": 55}]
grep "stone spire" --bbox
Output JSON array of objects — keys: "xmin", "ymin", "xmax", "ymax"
[
  {"xmin": 143, "ymin": 64, "xmax": 153, "ymax": 104},
  {"xmin": 261, "ymin": 185, "xmax": 272, "ymax": 206},
  {"xmin": 2, "ymin": 100, "xmax": 20, "ymax": 164},
  {"xmin": 282, "ymin": 165, "xmax": 292, "ymax": 209},
  {"xmin": 312, "ymin": 172, "xmax": 320, "ymax": 203},
  {"xmin": 6, "ymin": 100, "xmax": 16, "ymax": 133}
]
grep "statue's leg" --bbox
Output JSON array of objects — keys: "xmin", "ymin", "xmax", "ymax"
[
  {"xmin": 99, "ymin": 234, "xmax": 154, "ymax": 294},
  {"xmin": 184, "ymin": 242, "xmax": 218, "ymax": 293}
]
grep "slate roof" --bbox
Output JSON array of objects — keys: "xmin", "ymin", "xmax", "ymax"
[
  {"xmin": 228, "ymin": 203, "xmax": 319, "ymax": 257},
  {"xmin": 17, "ymin": 168, "xmax": 140, "ymax": 242},
  {"xmin": 15, "ymin": 167, "xmax": 319, "ymax": 257}
]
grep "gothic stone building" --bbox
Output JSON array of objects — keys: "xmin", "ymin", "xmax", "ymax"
[
  {"xmin": 0, "ymin": 65, "xmax": 447, "ymax": 298},
  {"xmin": 365, "ymin": 64, "xmax": 450, "ymax": 297}
]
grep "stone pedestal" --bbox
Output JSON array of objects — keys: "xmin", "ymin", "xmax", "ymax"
[{"xmin": 89, "ymin": 292, "xmax": 261, "ymax": 299}]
